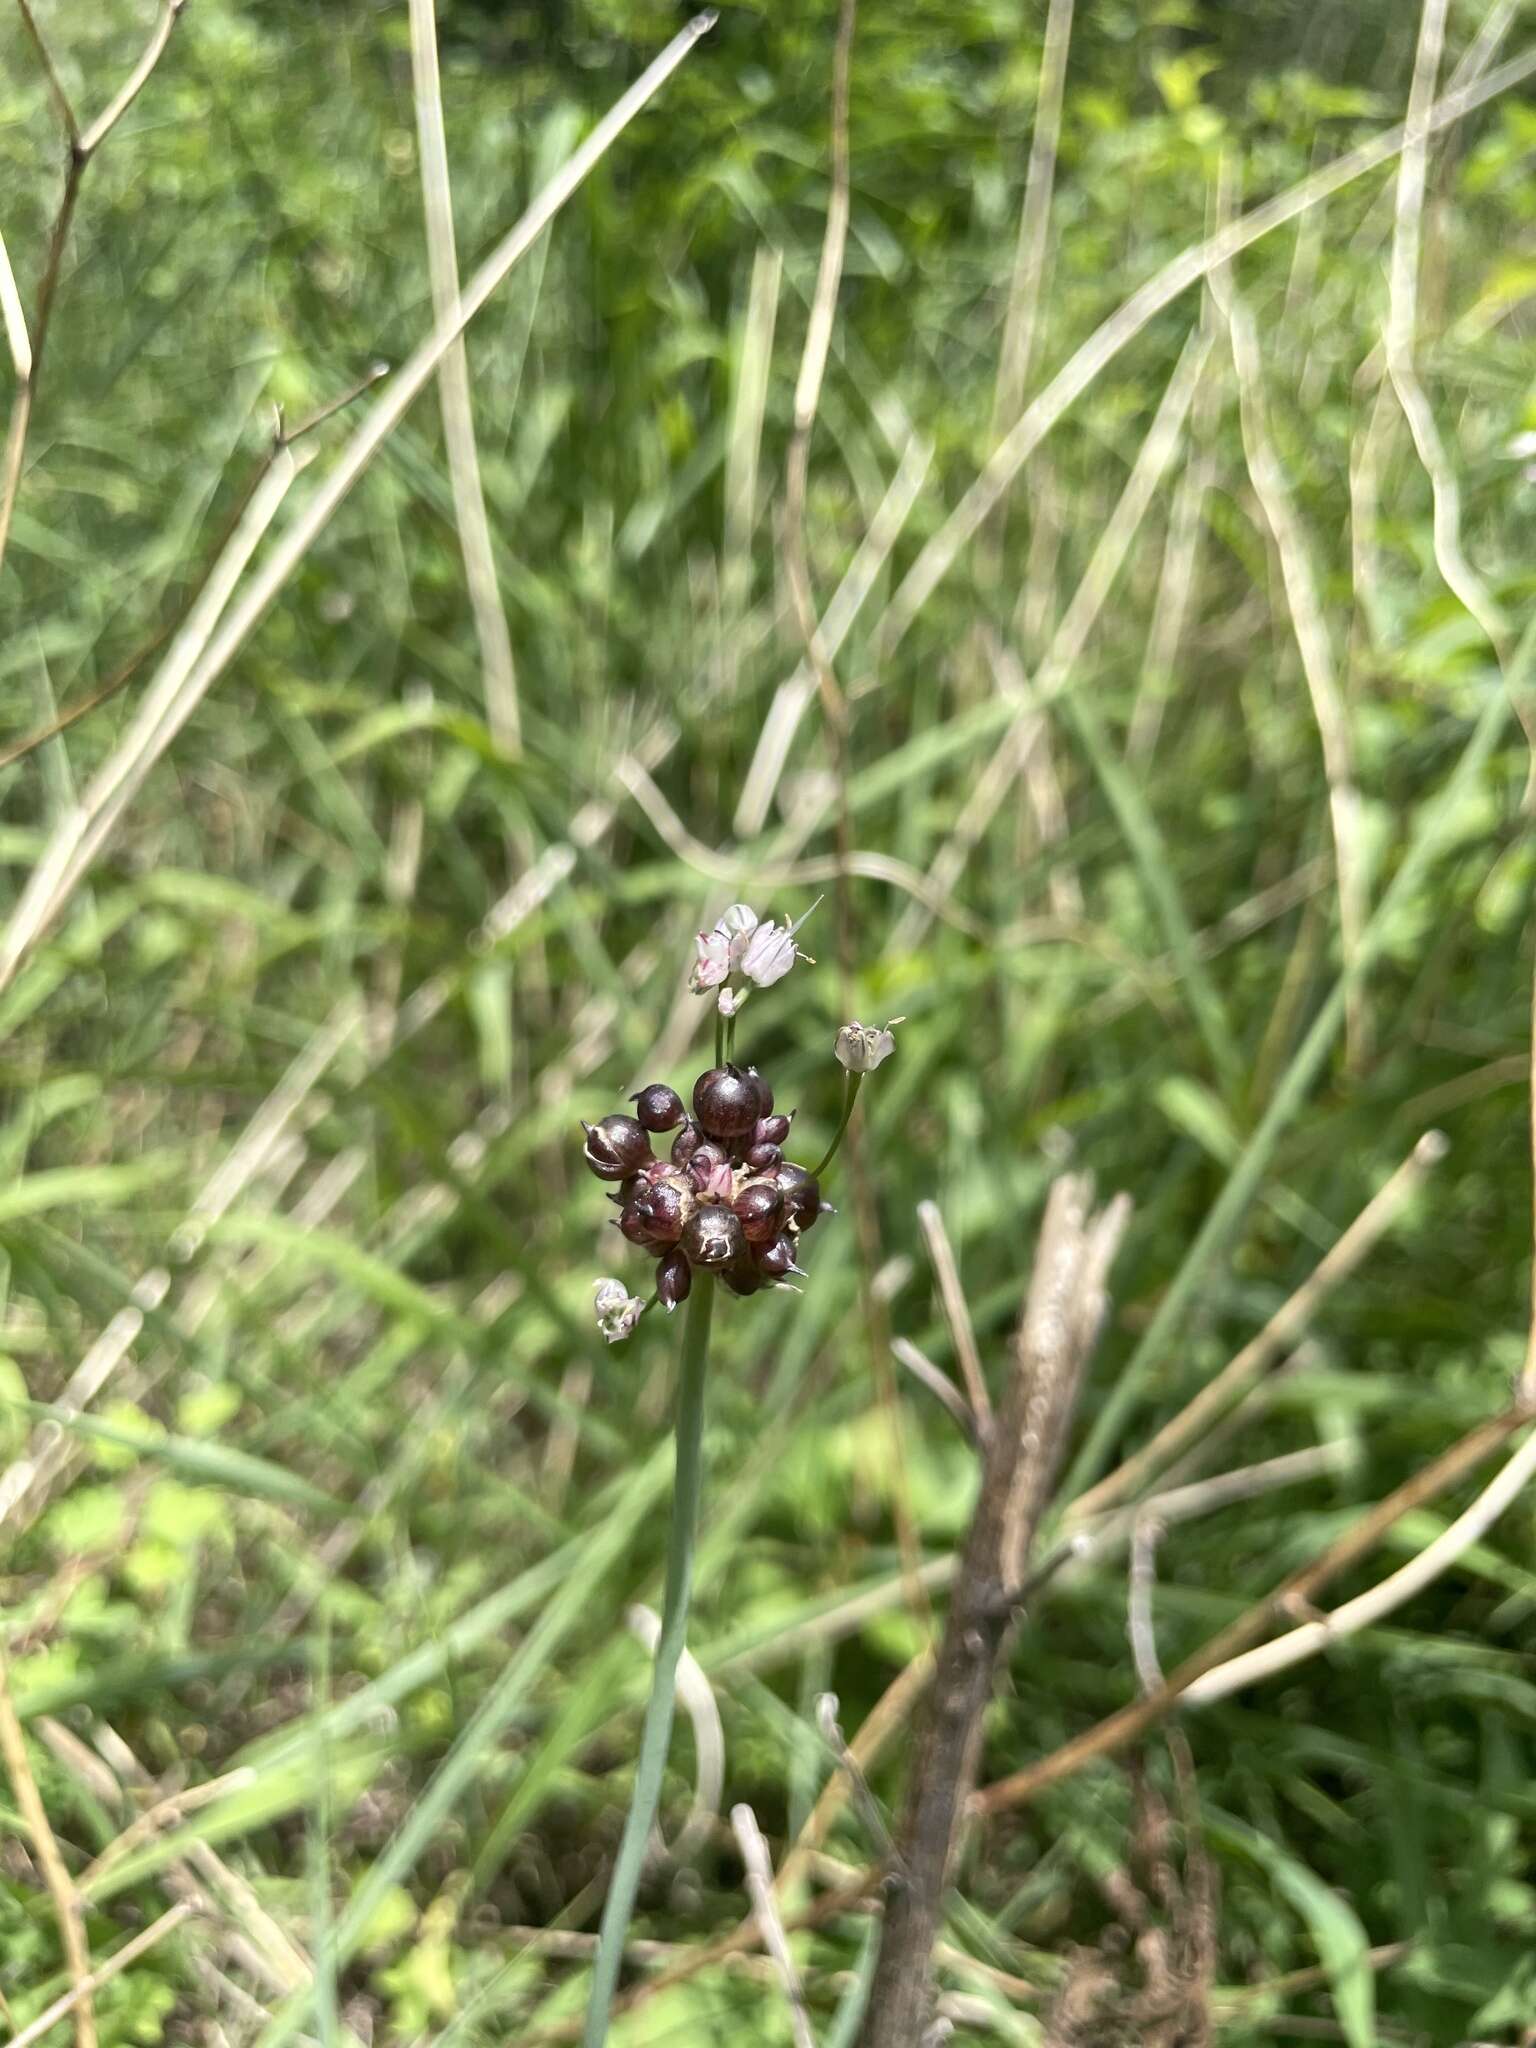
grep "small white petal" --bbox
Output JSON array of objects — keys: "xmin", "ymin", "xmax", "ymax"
[
  {"xmin": 717, "ymin": 985, "xmax": 751, "ymax": 1016},
  {"xmin": 593, "ymin": 1277, "xmax": 646, "ymax": 1342},
  {"xmin": 710, "ymin": 902, "xmax": 760, "ymax": 971},
  {"xmin": 835, "ymin": 1018, "xmax": 902, "ymax": 1072},
  {"xmin": 742, "ymin": 920, "xmax": 797, "ymax": 986}
]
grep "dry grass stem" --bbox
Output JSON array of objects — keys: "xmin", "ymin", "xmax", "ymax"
[
  {"xmin": 1071, "ymin": 1129, "xmax": 1448, "ymax": 1520},
  {"xmin": 0, "ymin": 13, "xmax": 715, "ymax": 994},
  {"xmin": 1185, "ymin": 1421, "xmax": 1536, "ymax": 1704},
  {"xmin": 407, "ymin": 0, "xmax": 520, "ymax": 753},
  {"xmin": 730, "ymin": 1805, "xmax": 819, "ymax": 2048},
  {"xmin": 1213, "ymin": 232, "xmax": 1370, "ymax": 1065},
  {"xmin": 975, "ymin": 1401, "xmax": 1532, "ymax": 1817},
  {"xmin": 992, "ymin": 0, "xmax": 1075, "ymax": 437},
  {"xmin": 0, "ymin": 227, "xmax": 31, "ymax": 380},
  {"xmin": 916, "ymin": 1199, "xmax": 991, "ymax": 1430},
  {"xmin": 892, "ymin": 327, "xmax": 1208, "ymax": 952},
  {"xmin": 627, "ymin": 1603, "xmax": 725, "ymax": 1866},
  {"xmin": 891, "ymin": 1337, "xmax": 980, "ymax": 1443},
  {"xmin": 2, "ymin": 1903, "xmax": 195, "ymax": 2048},
  {"xmin": 0, "ymin": 1654, "xmax": 96, "ymax": 2048},
  {"xmin": 874, "ymin": 44, "xmax": 1536, "ymax": 655},
  {"xmin": 1385, "ymin": 0, "xmax": 1523, "ymax": 752}
]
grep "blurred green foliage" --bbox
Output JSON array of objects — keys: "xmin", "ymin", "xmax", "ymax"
[{"xmin": 2, "ymin": 0, "xmax": 1536, "ymax": 2041}]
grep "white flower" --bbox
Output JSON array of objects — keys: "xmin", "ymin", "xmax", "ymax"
[
  {"xmin": 834, "ymin": 1017, "xmax": 903, "ymax": 1073},
  {"xmin": 593, "ymin": 1277, "xmax": 646, "ymax": 1343},
  {"xmin": 741, "ymin": 899, "xmax": 819, "ymax": 988},
  {"xmin": 717, "ymin": 984, "xmax": 751, "ymax": 1017}
]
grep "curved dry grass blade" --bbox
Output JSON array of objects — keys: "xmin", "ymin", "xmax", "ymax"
[{"xmin": 874, "ymin": 45, "xmax": 1536, "ymax": 656}]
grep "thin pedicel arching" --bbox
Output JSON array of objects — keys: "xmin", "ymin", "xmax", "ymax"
[{"xmin": 578, "ymin": 901, "xmax": 897, "ymax": 2048}]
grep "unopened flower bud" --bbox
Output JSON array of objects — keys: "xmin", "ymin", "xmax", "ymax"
[
  {"xmin": 772, "ymin": 1162, "xmax": 823, "ymax": 1228},
  {"xmin": 755, "ymin": 1113, "xmax": 791, "ymax": 1147},
  {"xmin": 582, "ymin": 1114, "xmax": 654, "ymax": 1180},
  {"xmin": 682, "ymin": 1204, "xmax": 745, "ymax": 1268},
  {"xmin": 757, "ymin": 1233, "xmax": 800, "ymax": 1280},
  {"xmin": 721, "ymin": 1257, "xmax": 764, "ymax": 1297},
  {"xmin": 693, "ymin": 1065, "xmax": 761, "ymax": 1141},
  {"xmin": 631, "ymin": 1083, "xmax": 685, "ymax": 1133},
  {"xmin": 629, "ymin": 1178, "xmax": 688, "ymax": 1245},
  {"xmin": 685, "ymin": 1142, "xmax": 733, "ymax": 1199},
  {"xmin": 742, "ymin": 1067, "xmax": 773, "ymax": 1116},
  {"xmin": 732, "ymin": 1181, "xmax": 783, "ymax": 1244},
  {"xmin": 619, "ymin": 1199, "xmax": 660, "ymax": 1247},
  {"xmin": 745, "ymin": 1141, "xmax": 783, "ymax": 1172},
  {"xmin": 657, "ymin": 1248, "xmax": 692, "ymax": 1310}
]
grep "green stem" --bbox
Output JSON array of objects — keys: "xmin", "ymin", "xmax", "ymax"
[
  {"xmin": 812, "ymin": 1070, "xmax": 862, "ymax": 1179},
  {"xmin": 714, "ymin": 1007, "xmax": 725, "ymax": 1067},
  {"xmin": 724, "ymin": 1009, "xmax": 737, "ymax": 1063},
  {"xmin": 581, "ymin": 1276, "xmax": 715, "ymax": 2047}
]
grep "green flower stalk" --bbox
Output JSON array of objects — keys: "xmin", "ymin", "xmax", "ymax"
[
  {"xmin": 580, "ymin": 1275, "xmax": 713, "ymax": 2047},
  {"xmin": 579, "ymin": 909, "xmax": 896, "ymax": 2044}
]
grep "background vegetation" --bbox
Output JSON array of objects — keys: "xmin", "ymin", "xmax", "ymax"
[{"xmin": 2, "ymin": 0, "xmax": 1536, "ymax": 2040}]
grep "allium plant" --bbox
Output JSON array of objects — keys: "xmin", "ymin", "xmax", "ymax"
[{"xmin": 579, "ymin": 903, "xmax": 891, "ymax": 2046}]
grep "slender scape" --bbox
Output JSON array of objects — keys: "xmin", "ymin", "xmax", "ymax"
[{"xmin": 582, "ymin": 1276, "xmax": 715, "ymax": 2045}]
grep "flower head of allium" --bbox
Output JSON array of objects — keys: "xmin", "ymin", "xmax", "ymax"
[
  {"xmin": 581, "ymin": 1055, "xmax": 831, "ymax": 1316},
  {"xmin": 834, "ymin": 1017, "xmax": 903, "ymax": 1073},
  {"xmin": 688, "ymin": 900, "xmax": 818, "ymax": 1002}
]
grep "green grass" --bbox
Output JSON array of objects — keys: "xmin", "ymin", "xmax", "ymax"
[{"xmin": 2, "ymin": 1, "xmax": 1536, "ymax": 2043}]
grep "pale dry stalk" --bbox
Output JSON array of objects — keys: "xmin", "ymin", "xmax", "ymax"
[
  {"xmin": 1210, "ymin": 211, "xmax": 1370, "ymax": 1067},
  {"xmin": 407, "ymin": 0, "xmax": 520, "ymax": 753},
  {"xmin": 1071, "ymin": 1128, "xmax": 1448, "ymax": 1520},
  {"xmin": 0, "ymin": 1653, "xmax": 96, "ymax": 2047}
]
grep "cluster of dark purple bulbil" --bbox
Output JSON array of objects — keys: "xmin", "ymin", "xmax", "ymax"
[{"xmin": 581, "ymin": 1064, "xmax": 831, "ymax": 1305}]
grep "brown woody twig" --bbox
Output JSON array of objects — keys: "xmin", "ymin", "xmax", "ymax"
[{"xmin": 856, "ymin": 1174, "xmax": 1131, "ymax": 2044}]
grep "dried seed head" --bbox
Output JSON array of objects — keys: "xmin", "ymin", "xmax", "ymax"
[
  {"xmin": 732, "ymin": 1180, "xmax": 783, "ymax": 1245},
  {"xmin": 631, "ymin": 1083, "xmax": 686, "ymax": 1133},
  {"xmin": 692, "ymin": 1065, "xmax": 762, "ymax": 1141},
  {"xmin": 656, "ymin": 1247, "xmax": 692, "ymax": 1310},
  {"xmin": 582, "ymin": 1114, "xmax": 654, "ymax": 1180},
  {"xmin": 682, "ymin": 1203, "xmax": 745, "ymax": 1268}
]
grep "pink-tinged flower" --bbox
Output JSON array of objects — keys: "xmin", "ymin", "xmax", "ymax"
[
  {"xmin": 593, "ymin": 1278, "xmax": 646, "ymax": 1343},
  {"xmin": 687, "ymin": 903, "xmax": 759, "ymax": 992},
  {"xmin": 834, "ymin": 1017, "xmax": 903, "ymax": 1072},
  {"xmin": 689, "ymin": 927, "xmax": 732, "ymax": 992}
]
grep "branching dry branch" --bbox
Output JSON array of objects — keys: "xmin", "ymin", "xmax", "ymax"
[{"xmin": 856, "ymin": 1175, "xmax": 1131, "ymax": 2043}]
